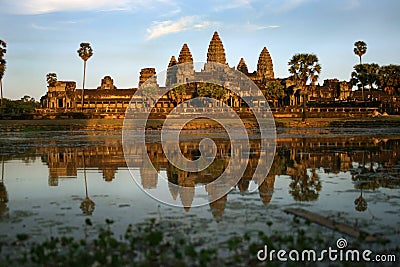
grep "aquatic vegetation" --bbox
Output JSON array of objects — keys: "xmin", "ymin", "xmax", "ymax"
[{"xmin": 1, "ymin": 217, "xmax": 398, "ymax": 266}]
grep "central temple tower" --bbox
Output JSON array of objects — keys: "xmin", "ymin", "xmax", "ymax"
[{"xmin": 204, "ymin": 32, "xmax": 228, "ymax": 71}]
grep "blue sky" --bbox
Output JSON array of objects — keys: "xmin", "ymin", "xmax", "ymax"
[{"xmin": 0, "ymin": 0, "xmax": 399, "ymax": 100}]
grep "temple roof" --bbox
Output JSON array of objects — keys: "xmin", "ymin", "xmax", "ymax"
[
  {"xmin": 178, "ymin": 44, "xmax": 193, "ymax": 63},
  {"xmin": 207, "ymin": 32, "xmax": 226, "ymax": 65}
]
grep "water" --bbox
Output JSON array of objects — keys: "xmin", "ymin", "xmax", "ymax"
[{"xmin": 0, "ymin": 128, "xmax": 399, "ymax": 251}]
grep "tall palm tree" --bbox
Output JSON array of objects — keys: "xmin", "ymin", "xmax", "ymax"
[
  {"xmin": 0, "ymin": 40, "xmax": 7, "ymax": 108},
  {"xmin": 288, "ymin": 53, "xmax": 321, "ymax": 122},
  {"xmin": 354, "ymin": 41, "xmax": 367, "ymax": 65},
  {"xmin": 77, "ymin": 43, "xmax": 93, "ymax": 111}
]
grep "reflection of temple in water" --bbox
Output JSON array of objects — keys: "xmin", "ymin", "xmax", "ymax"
[{"xmin": 34, "ymin": 136, "xmax": 400, "ymax": 217}]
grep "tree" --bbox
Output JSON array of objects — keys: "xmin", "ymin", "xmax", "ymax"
[
  {"xmin": 378, "ymin": 64, "xmax": 400, "ymax": 95},
  {"xmin": 197, "ymin": 83, "xmax": 228, "ymax": 102},
  {"xmin": 0, "ymin": 40, "xmax": 6, "ymax": 108},
  {"xmin": 167, "ymin": 84, "xmax": 187, "ymax": 106},
  {"xmin": 354, "ymin": 41, "xmax": 367, "ymax": 65},
  {"xmin": 264, "ymin": 81, "xmax": 285, "ymax": 107},
  {"xmin": 46, "ymin": 73, "xmax": 57, "ymax": 86},
  {"xmin": 140, "ymin": 83, "xmax": 160, "ymax": 106},
  {"xmin": 288, "ymin": 53, "xmax": 321, "ymax": 121},
  {"xmin": 77, "ymin": 43, "xmax": 93, "ymax": 111},
  {"xmin": 351, "ymin": 63, "xmax": 380, "ymax": 100}
]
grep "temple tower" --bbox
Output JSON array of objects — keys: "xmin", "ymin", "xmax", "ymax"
[
  {"xmin": 237, "ymin": 58, "xmax": 248, "ymax": 74},
  {"xmin": 97, "ymin": 76, "xmax": 116, "ymax": 90},
  {"xmin": 207, "ymin": 32, "xmax": 226, "ymax": 64},
  {"xmin": 176, "ymin": 44, "xmax": 194, "ymax": 84},
  {"xmin": 204, "ymin": 32, "xmax": 228, "ymax": 72},
  {"xmin": 139, "ymin": 68, "xmax": 156, "ymax": 87},
  {"xmin": 256, "ymin": 47, "xmax": 274, "ymax": 82},
  {"xmin": 166, "ymin": 56, "xmax": 178, "ymax": 86}
]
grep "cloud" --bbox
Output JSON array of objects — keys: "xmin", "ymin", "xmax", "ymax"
[
  {"xmin": 31, "ymin": 23, "xmax": 56, "ymax": 30},
  {"xmin": 214, "ymin": 0, "xmax": 254, "ymax": 11},
  {"xmin": 1, "ymin": 0, "xmax": 175, "ymax": 14},
  {"xmin": 265, "ymin": 0, "xmax": 314, "ymax": 13},
  {"xmin": 245, "ymin": 23, "xmax": 280, "ymax": 31},
  {"xmin": 146, "ymin": 16, "xmax": 218, "ymax": 40}
]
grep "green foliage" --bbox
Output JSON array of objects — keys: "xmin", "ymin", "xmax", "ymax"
[
  {"xmin": 1, "ymin": 96, "xmax": 39, "ymax": 114},
  {"xmin": 288, "ymin": 53, "xmax": 321, "ymax": 90},
  {"xmin": 378, "ymin": 64, "xmax": 400, "ymax": 95},
  {"xmin": 264, "ymin": 81, "xmax": 285, "ymax": 106},
  {"xmin": 168, "ymin": 84, "xmax": 187, "ymax": 105},
  {"xmin": 351, "ymin": 63, "xmax": 380, "ymax": 91},
  {"xmin": 141, "ymin": 84, "xmax": 160, "ymax": 102},
  {"xmin": 0, "ymin": 217, "xmax": 397, "ymax": 266},
  {"xmin": 197, "ymin": 83, "xmax": 227, "ymax": 101}
]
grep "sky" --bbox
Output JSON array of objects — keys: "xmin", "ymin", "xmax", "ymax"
[{"xmin": 0, "ymin": 0, "xmax": 399, "ymax": 100}]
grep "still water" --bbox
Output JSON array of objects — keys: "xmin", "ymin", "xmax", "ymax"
[{"xmin": 0, "ymin": 128, "xmax": 399, "ymax": 249}]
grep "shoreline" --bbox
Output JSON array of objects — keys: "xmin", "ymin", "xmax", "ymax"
[{"xmin": 1, "ymin": 116, "xmax": 400, "ymax": 132}]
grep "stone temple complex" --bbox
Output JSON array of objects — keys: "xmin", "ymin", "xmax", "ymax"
[
  {"xmin": 42, "ymin": 31, "xmax": 375, "ymax": 118},
  {"xmin": 43, "ymin": 31, "xmax": 278, "ymax": 115}
]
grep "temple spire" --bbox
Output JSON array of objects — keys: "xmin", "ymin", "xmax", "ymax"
[
  {"xmin": 168, "ymin": 56, "xmax": 177, "ymax": 67},
  {"xmin": 237, "ymin": 58, "xmax": 248, "ymax": 74},
  {"xmin": 178, "ymin": 44, "xmax": 193, "ymax": 64},
  {"xmin": 257, "ymin": 47, "xmax": 274, "ymax": 80},
  {"xmin": 207, "ymin": 32, "xmax": 226, "ymax": 65}
]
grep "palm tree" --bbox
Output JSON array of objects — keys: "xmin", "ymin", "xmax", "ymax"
[
  {"xmin": 288, "ymin": 53, "xmax": 321, "ymax": 122},
  {"xmin": 77, "ymin": 43, "xmax": 93, "ymax": 111},
  {"xmin": 46, "ymin": 73, "xmax": 57, "ymax": 87},
  {"xmin": 354, "ymin": 41, "xmax": 367, "ymax": 65},
  {"xmin": 0, "ymin": 40, "xmax": 6, "ymax": 108}
]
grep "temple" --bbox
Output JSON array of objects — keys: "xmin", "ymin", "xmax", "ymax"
[{"xmin": 41, "ymin": 31, "xmax": 388, "ymax": 118}]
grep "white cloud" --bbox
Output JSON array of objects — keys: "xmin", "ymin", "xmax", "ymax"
[
  {"xmin": 246, "ymin": 23, "xmax": 280, "ymax": 31},
  {"xmin": 146, "ymin": 16, "xmax": 218, "ymax": 40},
  {"xmin": 1, "ymin": 0, "xmax": 175, "ymax": 14},
  {"xmin": 266, "ymin": 0, "xmax": 314, "ymax": 13},
  {"xmin": 31, "ymin": 23, "xmax": 56, "ymax": 30},
  {"xmin": 214, "ymin": 0, "xmax": 254, "ymax": 11}
]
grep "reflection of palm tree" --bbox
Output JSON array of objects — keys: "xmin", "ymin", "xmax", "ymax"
[
  {"xmin": 0, "ymin": 156, "xmax": 9, "ymax": 220},
  {"xmin": 80, "ymin": 151, "xmax": 95, "ymax": 215},
  {"xmin": 289, "ymin": 167, "xmax": 321, "ymax": 201},
  {"xmin": 354, "ymin": 191, "xmax": 367, "ymax": 212}
]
